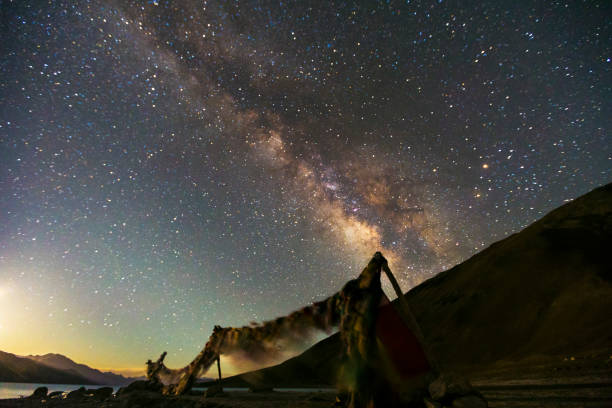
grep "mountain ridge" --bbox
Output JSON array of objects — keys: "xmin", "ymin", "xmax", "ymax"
[
  {"xmin": 25, "ymin": 353, "xmax": 138, "ymax": 386},
  {"xmin": 0, "ymin": 351, "xmax": 143, "ymax": 385},
  {"xmin": 0, "ymin": 351, "xmax": 95, "ymax": 385}
]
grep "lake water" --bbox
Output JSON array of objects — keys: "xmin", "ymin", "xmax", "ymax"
[
  {"xmin": 0, "ymin": 383, "xmax": 120, "ymax": 400},
  {"xmin": 0, "ymin": 382, "xmax": 335, "ymax": 399}
]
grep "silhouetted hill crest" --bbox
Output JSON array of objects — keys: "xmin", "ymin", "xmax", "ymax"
[
  {"xmin": 26, "ymin": 353, "xmax": 137, "ymax": 385},
  {"xmin": 0, "ymin": 351, "xmax": 94, "ymax": 385}
]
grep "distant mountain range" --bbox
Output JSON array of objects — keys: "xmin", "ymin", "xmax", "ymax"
[
  {"xmin": 213, "ymin": 183, "xmax": 612, "ymax": 387},
  {"xmin": 0, "ymin": 351, "xmax": 95, "ymax": 385},
  {"xmin": 25, "ymin": 353, "xmax": 139, "ymax": 385},
  {"xmin": 0, "ymin": 351, "xmax": 140, "ymax": 385}
]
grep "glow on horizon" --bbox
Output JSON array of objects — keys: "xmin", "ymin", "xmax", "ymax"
[{"xmin": 0, "ymin": 266, "xmax": 314, "ymax": 379}]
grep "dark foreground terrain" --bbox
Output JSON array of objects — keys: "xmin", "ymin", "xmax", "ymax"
[
  {"xmin": 2, "ymin": 355, "xmax": 612, "ymax": 408},
  {"xmin": 1, "ymin": 371, "xmax": 611, "ymax": 408},
  {"xmin": 470, "ymin": 357, "xmax": 612, "ymax": 407}
]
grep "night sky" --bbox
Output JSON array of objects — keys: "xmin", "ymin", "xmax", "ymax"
[{"xmin": 1, "ymin": 1, "xmax": 610, "ymax": 375}]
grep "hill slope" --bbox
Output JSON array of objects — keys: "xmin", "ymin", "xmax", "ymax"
[
  {"xmin": 25, "ymin": 353, "xmax": 135, "ymax": 386},
  {"xmin": 216, "ymin": 183, "xmax": 612, "ymax": 387},
  {"xmin": 0, "ymin": 351, "xmax": 95, "ymax": 384},
  {"xmin": 218, "ymin": 335, "xmax": 342, "ymax": 388},
  {"xmin": 406, "ymin": 182, "xmax": 611, "ymax": 367}
]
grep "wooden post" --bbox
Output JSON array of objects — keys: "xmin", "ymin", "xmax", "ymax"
[{"xmin": 381, "ymin": 259, "xmax": 440, "ymax": 374}]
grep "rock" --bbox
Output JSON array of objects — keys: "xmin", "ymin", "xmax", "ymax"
[
  {"xmin": 452, "ymin": 395, "xmax": 488, "ymax": 408},
  {"xmin": 118, "ymin": 380, "xmax": 163, "ymax": 396},
  {"xmin": 334, "ymin": 393, "xmax": 348, "ymax": 406},
  {"xmin": 66, "ymin": 386, "xmax": 87, "ymax": 400},
  {"xmin": 447, "ymin": 377, "xmax": 473, "ymax": 396},
  {"xmin": 89, "ymin": 386, "xmax": 114, "ymax": 400},
  {"xmin": 424, "ymin": 397, "xmax": 442, "ymax": 408},
  {"xmin": 429, "ymin": 374, "xmax": 474, "ymax": 401},
  {"xmin": 428, "ymin": 376, "xmax": 447, "ymax": 400},
  {"xmin": 29, "ymin": 386, "xmax": 48, "ymax": 399},
  {"xmin": 120, "ymin": 390, "xmax": 180, "ymax": 407},
  {"xmin": 203, "ymin": 384, "xmax": 226, "ymax": 398},
  {"xmin": 48, "ymin": 391, "xmax": 64, "ymax": 399}
]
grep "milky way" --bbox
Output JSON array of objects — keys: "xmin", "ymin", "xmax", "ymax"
[{"xmin": 0, "ymin": 1, "xmax": 610, "ymax": 374}]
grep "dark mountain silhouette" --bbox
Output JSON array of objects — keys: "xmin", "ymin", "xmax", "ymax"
[
  {"xmin": 0, "ymin": 351, "xmax": 95, "ymax": 385},
  {"xmin": 214, "ymin": 183, "xmax": 612, "ymax": 387},
  {"xmin": 25, "ymin": 353, "xmax": 137, "ymax": 386},
  {"xmin": 213, "ymin": 335, "xmax": 342, "ymax": 388}
]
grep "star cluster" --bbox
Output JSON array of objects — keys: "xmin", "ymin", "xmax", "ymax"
[{"xmin": 0, "ymin": 0, "xmax": 609, "ymax": 374}]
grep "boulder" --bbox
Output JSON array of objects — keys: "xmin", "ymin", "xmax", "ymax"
[
  {"xmin": 65, "ymin": 386, "xmax": 87, "ymax": 400},
  {"xmin": 89, "ymin": 386, "xmax": 114, "ymax": 400},
  {"xmin": 447, "ymin": 377, "xmax": 473, "ymax": 397},
  {"xmin": 48, "ymin": 391, "xmax": 64, "ymax": 399},
  {"xmin": 29, "ymin": 386, "xmax": 48, "ymax": 399},
  {"xmin": 118, "ymin": 380, "xmax": 163, "ymax": 396},
  {"xmin": 452, "ymin": 395, "xmax": 488, "ymax": 408},
  {"xmin": 119, "ymin": 390, "xmax": 166, "ymax": 408},
  {"xmin": 429, "ymin": 374, "xmax": 474, "ymax": 401},
  {"xmin": 428, "ymin": 376, "xmax": 447, "ymax": 400},
  {"xmin": 424, "ymin": 397, "xmax": 442, "ymax": 408}
]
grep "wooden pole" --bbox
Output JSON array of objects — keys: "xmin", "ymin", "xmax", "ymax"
[{"xmin": 380, "ymin": 258, "xmax": 440, "ymax": 374}]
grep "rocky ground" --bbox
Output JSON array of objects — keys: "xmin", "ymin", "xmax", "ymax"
[
  {"xmin": 1, "ymin": 360, "xmax": 610, "ymax": 408},
  {"xmin": 470, "ymin": 359, "xmax": 612, "ymax": 408},
  {"xmin": 0, "ymin": 389, "xmax": 336, "ymax": 408},
  {"xmin": 1, "ymin": 380, "xmax": 611, "ymax": 408}
]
